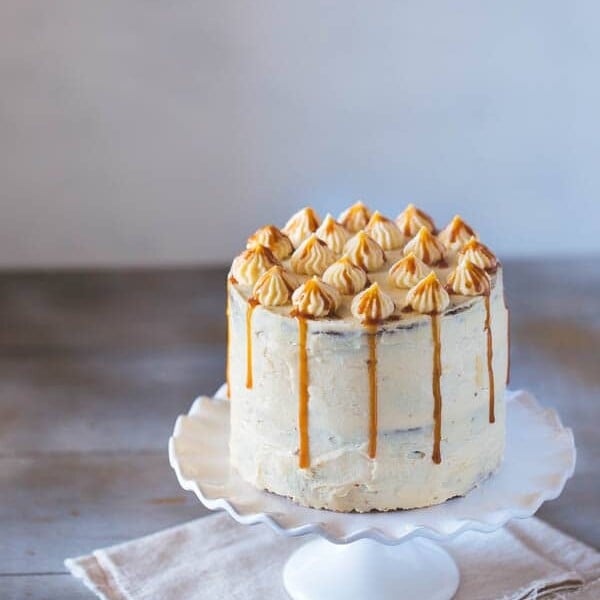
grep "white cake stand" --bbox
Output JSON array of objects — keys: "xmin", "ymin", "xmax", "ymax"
[{"xmin": 169, "ymin": 388, "xmax": 575, "ymax": 600}]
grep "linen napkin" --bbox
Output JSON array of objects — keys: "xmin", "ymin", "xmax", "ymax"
[{"xmin": 66, "ymin": 513, "xmax": 600, "ymax": 600}]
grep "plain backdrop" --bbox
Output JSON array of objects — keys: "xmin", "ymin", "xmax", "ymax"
[{"xmin": 1, "ymin": 1, "xmax": 599, "ymax": 268}]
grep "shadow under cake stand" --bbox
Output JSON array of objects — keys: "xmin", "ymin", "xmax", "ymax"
[{"xmin": 169, "ymin": 387, "xmax": 575, "ymax": 600}]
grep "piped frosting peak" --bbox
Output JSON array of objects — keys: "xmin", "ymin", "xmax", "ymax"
[
  {"xmin": 291, "ymin": 277, "xmax": 341, "ymax": 318},
  {"xmin": 403, "ymin": 226, "xmax": 446, "ymax": 265},
  {"xmin": 438, "ymin": 215, "xmax": 476, "ymax": 253},
  {"xmin": 231, "ymin": 244, "xmax": 281, "ymax": 285},
  {"xmin": 405, "ymin": 272, "xmax": 450, "ymax": 314},
  {"xmin": 315, "ymin": 213, "xmax": 351, "ymax": 253},
  {"xmin": 338, "ymin": 201, "xmax": 371, "ymax": 233},
  {"xmin": 351, "ymin": 282, "xmax": 395, "ymax": 323},
  {"xmin": 283, "ymin": 207, "xmax": 321, "ymax": 248},
  {"xmin": 388, "ymin": 252, "xmax": 429, "ymax": 289},
  {"xmin": 446, "ymin": 259, "xmax": 491, "ymax": 296},
  {"xmin": 344, "ymin": 231, "xmax": 386, "ymax": 272},
  {"xmin": 247, "ymin": 225, "xmax": 293, "ymax": 260},
  {"xmin": 364, "ymin": 211, "xmax": 405, "ymax": 250},
  {"xmin": 252, "ymin": 266, "xmax": 298, "ymax": 306},
  {"xmin": 395, "ymin": 204, "xmax": 436, "ymax": 237},
  {"xmin": 458, "ymin": 237, "xmax": 498, "ymax": 272},
  {"xmin": 322, "ymin": 256, "xmax": 368, "ymax": 295},
  {"xmin": 291, "ymin": 233, "xmax": 337, "ymax": 275}
]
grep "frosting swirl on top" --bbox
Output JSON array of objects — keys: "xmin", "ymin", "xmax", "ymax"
[
  {"xmin": 282, "ymin": 207, "xmax": 321, "ymax": 248},
  {"xmin": 252, "ymin": 266, "xmax": 298, "ymax": 306},
  {"xmin": 291, "ymin": 277, "xmax": 341, "ymax": 318},
  {"xmin": 231, "ymin": 244, "xmax": 280, "ymax": 285},
  {"xmin": 351, "ymin": 282, "xmax": 395, "ymax": 323},
  {"xmin": 395, "ymin": 204, "xmax": 436, "ymax": 237},
  {"xmin": 458, "ymin": 237, "xmax": 498, "ymax": 272},
  {"xmin": 247, "ymin": 225, "xmax": 293, "ymax": 260},
  {"xmin": 315, "ymin": 214, "xmax": 351, "ymax": 253},
  {"xmin": 446, "ymin": 259, "xmax": 490, "ymax": 296},
  {"xmin": 388, "ymin": 252, "xmax": 429, "ymax": 289},
  {"xmin": 344, "ymin": 231, "xmax": 386, "ymax": 272},
  {"xmin": 364, "ymin": 211, "xmax": 405, "ymax": 250},
  {"xmin": 290, "ymin": 234, "xmax": 337, "ymax": 275},
  {"xmin": 322, "ymin": 256, "xmax": 368, "ymax": 295},
  {"xmin": 405, "ymin": 272, "xmax": 450, "ymax": 314},
  {"xmin": 338, "ymin": 201, "xmax": 371, "ymax": 233},
  {"xmin": 437, "ymin": 215, "xmax": 476, "ymax": 253},
  {"xmin": 403, "ymin": 226, "xmax": 446, "ymax": 265}
]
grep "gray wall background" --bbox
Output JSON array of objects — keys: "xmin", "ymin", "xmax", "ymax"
[{"xmin": 1, "ymin": 1, "xmax": 598, "ymax": 267}]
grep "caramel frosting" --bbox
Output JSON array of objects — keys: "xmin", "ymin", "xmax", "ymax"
[
  {"xmin": 364, "ymin": 211, "xmax": 405, "ymax": 250},
  {"xmin": 388, "ymin": 252, "xmax": 429, "ymax": 289},
  {"xmin": 283, "ymin": 207, "xmax": 321, "ymax": 248},
  {"xmin": 344, "ymin": 231, "xmax": 386, "ymax": 272},
  {"xmin": 290, "ymin": 233, "xmax": 337, "ymax": 276},
  {"xmin": 252, "ymin": 266, "xmax": 298, "ymax": 306},
  {"xmin": 231, "ymin": 245, "xmax": 280, "ymax": 285},
  {"xmin": 395, "ymin": 203, "xmax": 436, "ymax": 237},
  {"xmin": 246, "ymin": 225, "xmax": 293, "ymax": 260},
  {"xmin": 322, "ymin": 256, "xmax": 368, "ymax": 295},
  {"xmin": 351, "ymin": 282, "xmax": 395, "ymax": 323},
  {"xmin": 403, "ymin": 226, "xmax": 446, "ymax": 265},
  {"xmin": 438, "ymin": 215, "xmax": 476, "ymax": 253},
  {"xmin": 338, "ymin": 201, "xmax": 371, "ymax": 233},
  {"xmin": 446, "ymin": 259, "xmax": 491, "ymax": 296},
  {"xmin": 458, "ymin": 237, "xmax": 498, "ymax": 272},
  {"xmin": 315, "ymin": 213, "xmax": 351, "ymax": 253},
  {"xmin": 291, "ymin": 277, "xmax": 341, "ymax": 318},
  {"xmin": 405, "ymin": 272, "xmax": 450, "ymax": 314}
]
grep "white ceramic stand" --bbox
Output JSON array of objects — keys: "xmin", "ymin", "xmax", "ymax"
[
  {"xmin": 283, "ymin": 537, "xmax": 459, "ymax": 600},
  {"xmin": 169, "ymin": 388, "xmax": 575, "ymax": 600}
]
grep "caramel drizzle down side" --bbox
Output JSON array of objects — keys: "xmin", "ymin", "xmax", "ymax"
[
  {"xmin": 367, "ymin": 326, "xmax": 378, "ymax": 459},
  {"xmin": 505, "ymin": 293, "xmax": 511, "ymax": 386},
  {"xmin": 484, "ymin": 295, "xmax": 495, "ymax": 423},
  {"xmin": 226, "ymin": 281, "xmax": 232, "ymax": 399},
  {"xmin": 245, "ymin": 298, "xmax": 258, "ymax": 389},
  {"xmin": 431, "ymin": 314, "xmax": 443, "ymax": 464},
  {"xmin": 297, "ymin": 316, "xmax": 310, "ymax": 468}
]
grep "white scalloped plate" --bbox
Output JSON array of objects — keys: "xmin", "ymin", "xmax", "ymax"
[{"xmin": 169, "ymin": 387, "xmax": 575, "ymax": 545}]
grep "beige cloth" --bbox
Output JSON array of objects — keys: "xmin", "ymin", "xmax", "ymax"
[{"xmin": 66, "ymin": 513, "xmax": 600, "ymax": 600}]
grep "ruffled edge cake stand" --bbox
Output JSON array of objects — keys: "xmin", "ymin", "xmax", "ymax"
[{"xmin": 169, "ymin": 387, "xmax": 575, "ymax": 600}]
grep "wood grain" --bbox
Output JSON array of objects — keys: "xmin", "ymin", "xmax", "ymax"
[
  {"xmin": 0, "ymin": 453, "xmax": 208, "ymax": 574},
  {"xmin": 0, "ymin": 575, "xmax": 92, "ymax": 600},
  {"xmin": 0, "ymin": 261, "xmax": 598, "ymax": 599}
]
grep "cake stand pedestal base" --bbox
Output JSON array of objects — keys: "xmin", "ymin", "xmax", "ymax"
[{"xmin": 283, "ymin": 537, "xmax": 459, "ymax": 600}]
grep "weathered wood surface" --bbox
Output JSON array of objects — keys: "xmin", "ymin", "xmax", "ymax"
[
  {"xmin": 1, "ymin": 575, "xmax": 92, "ymax": 600},
  {"xmin": 1, "ymin": 261, "xmax": 598, "ymax": 599}
]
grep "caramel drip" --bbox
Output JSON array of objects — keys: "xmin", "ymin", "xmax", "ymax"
[
  {"xmin": 423, "ymin": 244, "xmax": 431, "ymax": 265},
  {"xmin": 245, "ymin": 299, "xmax": 258, "ymax": 389},
  {"xmin": 342, "ymin": 267, "xmax": 353, "ymax": 291},
  {"xmin": 354, "ymin": 283, "xmax": 394, "ymax": 322},
  {"xmin": 431, "ymin": 314, "xmax": 443, "ymax": 464},
  {"xmin": 367, "ymin": 326, "xmax": 378, "ymax": 459},
  {"xmin": 297, "ymin": 316, "xmax": 310, "ymax": 468},
  {"xmin": 226, "ymin": 282, "xmax": 231, "ymax": 399},
  {"xmin": 484, "ymin": 295, "xmax": 495, "ymax": 423},
  {"xmin": 354, "ymin": 237, "xmax": 372, "ymax": 271},
  {"xmin": 505, "ymin": 294, "xmax": 511, "ymax": 385}
]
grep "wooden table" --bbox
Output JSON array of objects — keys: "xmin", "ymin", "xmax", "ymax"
[{"xmin": 1, "ymin": 260, "xmax": 598, "ymax": 598}]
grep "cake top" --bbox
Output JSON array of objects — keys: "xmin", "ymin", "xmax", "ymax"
[{"xmin": 230, "ymin": 203, "xmax": 500, "ymax": 326}]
